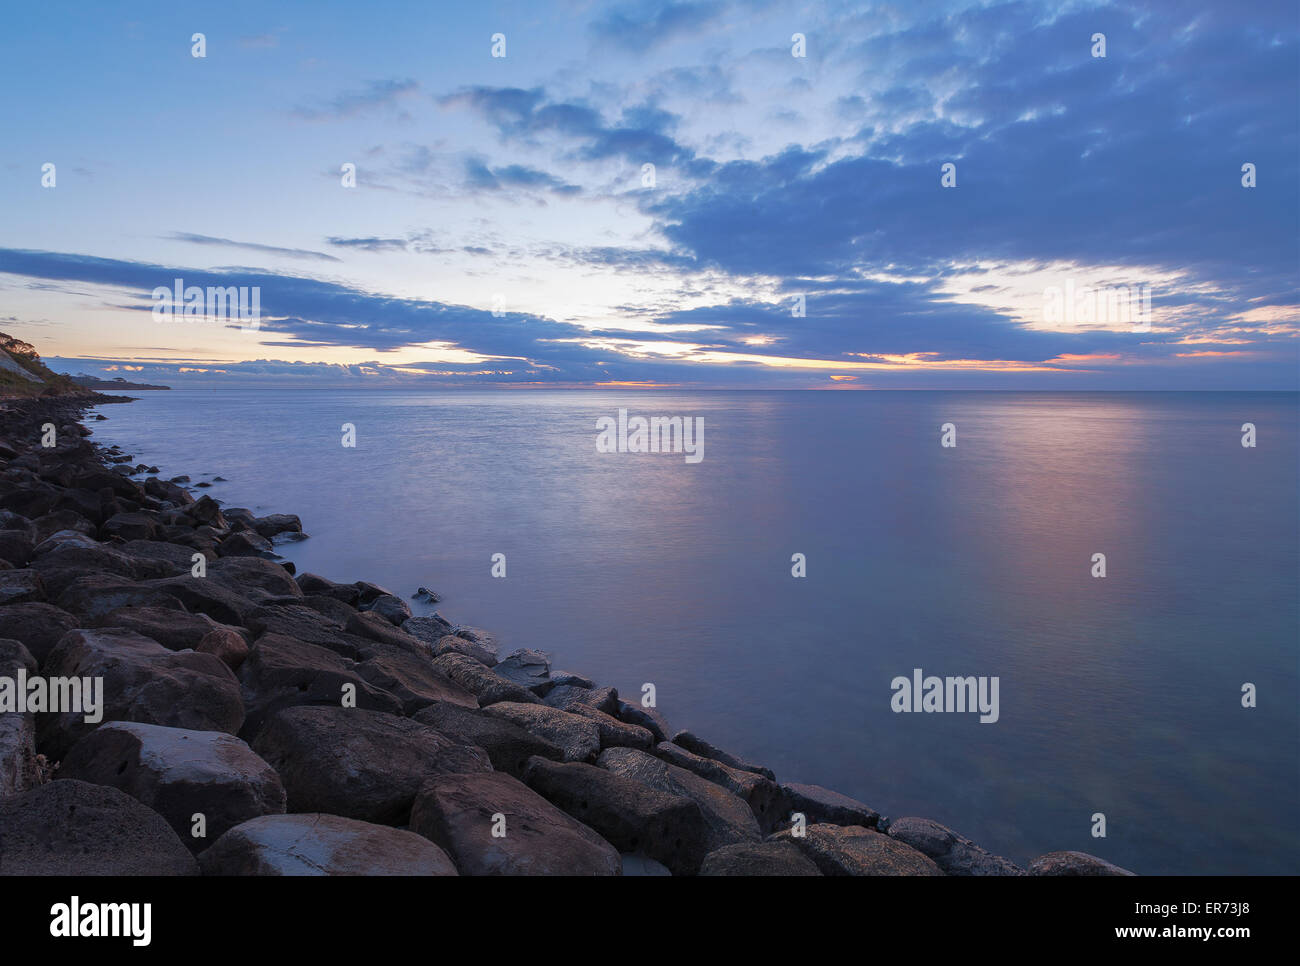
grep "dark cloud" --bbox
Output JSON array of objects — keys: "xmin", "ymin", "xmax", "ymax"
[{"xmin": 167, "ymin": 233, "xmax": 340, "ymax": 263}]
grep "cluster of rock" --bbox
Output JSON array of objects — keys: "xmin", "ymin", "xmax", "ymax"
[{"xmin": 0, "ymin": 397, "xmax": 1135, "ymax": 876}]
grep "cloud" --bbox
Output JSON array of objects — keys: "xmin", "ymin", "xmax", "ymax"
[
  {"xmin": 326, "ymin": 236, "xmax": 408, "ymax": 252},
  {"xmin": 166, "ymin": 233, "xmax": 341, "ymax": 263},
  {"xmin": 590, "ymin": 1, "xmax": 726, "ymax": 52},
  {"xmin": 293, "ymin": 78, "xmax": 420, "ymax": 120}
]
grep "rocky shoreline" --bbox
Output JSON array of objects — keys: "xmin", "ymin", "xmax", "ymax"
[{"xmin": 0, "ymin": 395, "xmax": 1136, "ymax": 876}]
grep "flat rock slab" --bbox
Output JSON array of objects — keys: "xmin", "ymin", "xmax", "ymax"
[
  {"xmin": 700, "ymin": 841, "xmax": 822, "ymax": 876},
  {"xmin": 771, "ymin": 824, "xmax": 943, "ymax": 876},
  {"xmin": 411, "ymin": 771, "xmax": 621, "ymax": 876},
  {"xmin": 0, "ymin": 779, "xmax": 198, "ymax": 875},
  {"xmin": 597, "ymin": 747, "xmax": 760, "ymax": 853},
  {"xmin": 252, "ymin": 706, "xmax": 491, "ymax": 825},
  {"xmin": 494, "ymin": 648, "xmax": 552, "ymax": 694},
  {"xmin": 522, "ymin": 756, "xmax": 710, "ymax": 876},
  {"xmin": 198, "ymin": 813, "xmax": 457, "ymax": 876},
  {"xmin": 887, "ymin": 817, "xmax": 1024, "ymax": 875},
  {"xmin": 671, "ymin": 729, "xmax": 775, "ymax": 781},
  {"xmin": 483, "ymin": 702, "xmax": 601, "ymax": 762},
  {"xmin": 39, "ymin": 627, "xmax": 244, "ymax": 758},
  {"xmin": 413, "ymin": 701, "xmax": 564, "ymax": 778},
  {"xmin": 781, "ymin": 781, "xmax": 879, "ymax": 830},
  {"xmin": 431, "ymin": 653, "xmax": 541, "ymax": 706},
  {"xmin": 1029, "ymin": 850, "xmax": 1136, "ymax": 876},
  {"xmin": 58, "ymin": 721, "xmax": 286, "ymax": 854}
]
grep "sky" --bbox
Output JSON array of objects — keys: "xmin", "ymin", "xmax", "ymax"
[{"xmin": 1, "ymin": 0, "xmax": 1296, "ymax": 389}]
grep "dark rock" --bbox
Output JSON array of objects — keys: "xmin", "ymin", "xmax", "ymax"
[
  {"xmin": 401, "ymin": 614, "xmax": 454, "ymax": 650},
  {"xmin": 616, "ymin": 700, "xmax": 671, "ymax": 742},
  {"xmin": 0, "ymin": 529, "xmax": 33, "ymax": 567},
  {"xmin": 197, "ymin": 627, "xmax": 250, "ymax": 670},
  {"xmin": 0, "ymin": 568, "xmax": 45, "ymax": 604},
  {"xmin": 430, "ymin": 653, "xmax": 542, "ymax": 707},
  {"xmin": 700, "ymin": 841, "xmax": 822, "ymax": 876},
  {"xmin": 217, "ymin": 530, "xmax": 273, "ymax": 557},
  {"xmin": 672, "ymin": 730, "xmax": 775, "ymax": 781},
  {"xmin": 565, "ymin": 703, "xmax": 654, "ymax": 750},
  {"xmin": 101, "ymin": 511, "xmax": 159, "ymax": 542},
  {"xmin": 298, "ymin": 594, "xmax": 358, "ymax": 626},
  {"xmin": 0, "ymin": 601, "xmax": 77, "ymax": 665},
  {"xmin": 545, "ymin": 684, "xmax": 619, "ymax": 716},
  {"xmin": 363, "ymin": 593, "xmax": 411, "ymax": 626},
  {"xmin": 0, "ymin": 639, "xmax": 38, "ymax": 795},
  {"xmin": 770, "ymin": 824, "xmax": 943, "ymax": 876},
  {"xmin": 198, "ymin": 813, "xmax": 457, "ymax": 876},
  {"xmin": 345, "ymin": 611, "xmax": 425, "ymax": 654},
  {"xmin": 781, "ymin": 781, "xmax": 879, "ymax": 829},
  {"xmin": 38, "ymin": 628, "xmax": 245, "ymax": 757},
  {"xmin": 549, "ymin": 670, "xmax": 595, "ymax": 689},
  {"xmin": 411, "ymin": 771, "xmax": 621, "ymax": 876},
  {"xmin": 413, "ymin": 701, "xmax": 564, "ymax": 778},
  {"xmin": 432, "ymin": 633, "xmax": 498, "ymax": 666},
  {"xmin": 494, "ymin": 648, "xmax": 552, "ymax": 695},
  {"xmin": 656, "ymin": 741, "xmax": 788, "ymax": 833},
  {"xmin": 251, "ymin": 706, "xmax": 492, "ymax": 825},
  {"xmin": 295, "ymin": 572, "xmax": 359, "ymax": 604},
  {"xmin": 0, "ymin": 779, "xmax": 198, "ymax": 875},
  {"xmin": 522, "ymin": 756, "xmax": 712, "ymax": 875},
  {"xmin": 1028, "ymin": 850, "xmax": 1136, "ymax": 876},
  {"xmin": 236, "ymin": 633, "xmax": 403, "ymax": 739},
  {"xmin": 58, "ymin": 721, "xmax": 286, "ymax": 854},
  {"xmin": 887, "ymin": 817, "xmax": 1025, "ymax": 875},
  {"xmin": 483, "ymin": 702, "xmax": 601, "ymax": 762},
  {"xmin": 244, "ymin": 604, "xmax": 372, "ymax": 659},
  {"xmin": 251, "ymin": 513, "xmax": 300, "ymax": 539},
  {"xmin": 206, "ymin": 557, "xmax": 302, "ymax": 600},
  {"xmin": 95, "ymin": 604, "xmax": 225, "ymax": 651},
  {"xmin": 354, "ymin": 642, "xmax": 479, "ymax": 714},
  {"xmin": 597, "ymin": 747, "xmax": 760, "ymax": 853}
]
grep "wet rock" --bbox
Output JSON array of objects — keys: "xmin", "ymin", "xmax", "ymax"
[
  {"xmin": 887, "ymin": 817, "xmax": 1025, "ymax": 875},
  {"xmin": 58, "ymin": 721, "xmax": 286, "ymax": 853},
  {"xmin": 251, "ymin": 514, "xmax": 301, "ymax": 539},
  {"xmin": 217, "ymin": 530, "xmax": 273, "ymax": 557},
  {"xmin": 294, "ymin": 572, "xmax": 359, "ymax": 604},
  {"xmin": 0, "ymin": 779, "xmax": 198, "ymax": 875},
  {"xmin": 354, "ymin": 642, "xmax": 478, "ymax": 714},
  {"xmin": 411, "ymin": 771, "xmax": 621, "ymax": 876},
  {"xmin": 345, "ymin": 611, "xmax": 425, "ymax": 654},
  {"xmin": 549, "ymin": 670, "xmax": 595, "ymax": 690},
  {"xmin": 198, "ymin": 813, "xmax": 457, "ymax": 876},
  {"xmin": 522, "ymin": 756, "xmax": 711, "ymax": 876},
  {"xmin": 483, "ymin": 702, "xmax": 601, "ymax": 762},
  {"xmin": 251, "ymin": 706, "xmax": 492, "ymax": 825},
  {"xmin": 401, "ymin": 614, "xmax": 455, "ymax": 649},
  {"xmin": 1029, "ymin": 850, "xmax": 1136, "ymax": 876},
  {"xmin": 616, "ymin": 700, "xmax": 671, "ymax": 743},
  {"xmin": 38, "ymin": 628, "xmax": 244, "ymax": 757},
  {"xmin": 544, "ymin": 684, "xmax": 619, "ymax": 716},
  {"xmin": 770, "ymin": 824, "xmax": 943, "ymax": 876},
  {"xmin": 700, "ymin": 841, "xmax": 822, "ymax": 876},
  {"xmin": 565, "ymin": 703, "xmax": 654, "ymax": 750}
]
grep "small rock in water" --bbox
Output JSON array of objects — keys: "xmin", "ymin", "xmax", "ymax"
[
  {"xmin": 412, "ymin": 586, "xmax": 442, "ymax": 602},
  {"xmin": 196, "ymin": 481, "xmax": 212, "ymax": 488},
  {"xmin": 213, "ymin": 476, "xmax": 227, "ymax": 481},
  {"xmin": 169, "ymin": 475, "xmax": 190, "ymax": 483}
]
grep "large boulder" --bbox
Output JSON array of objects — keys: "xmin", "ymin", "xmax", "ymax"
[
  {"xmin": 101, "ymin": 511, "xmax": 159, "ymax": 542},
  {"xmin": 432, "ymin": 631, "xmax": 498, "ymax": 666},
  {"xmin": 615, "ymin": 700, "xmax": 671, "ymax": 742},
  {"xmin": 430, "ymin": 653, "xmax": 541, "ymax": 707},
  {"xmin": 236, "ymin": 633, "xmax": 403, "ymax": 739},
  {"xmin": 0, "ymin": 569, "xmax": 45, "ymax": 605},
  {"xmin": 294, "ymin": 572, "xmax": 359, "ymax": 604},
  {"xmin": 410, "ymin": 771, "xmax": 621, "ymax": 876},
  {"xmin": 206, "ymin": 557, "xmax": 302, "ymax": 600},
  {"xmin": 401, "ymin": 614, "xmax": 454, "ymax": 649},
  {"xmin": 700, "ymin": 841, "xmax": 822, "ymax": 876},
  {"xmin": 363, "ymin": 594, "xmax": 411, "ymax": 627},
  {"xmin": 780, "ymin": 781, "xmax": 879, "ymax": 829},
  {"xmin": 413, "ymin": 701, "xmax": 565, "ymax": 777},
  {"xmin": 345, "ymin": 611, "xmax": 426, "ymax": 654},
  {"xmin": 770, "ymin": 824, "xmax": 943, "ymax": 876},
  {"xmin": 1029, "ymin": 850, "xmax": 1136, "ymax": 876},
  {"xmin": 887, "ymin": 817, "xmax": 1024, "ymax": 875},
  {"xmin": 94, "ymin": 604, "xmax": 226, "ymax": 651},
  {"xmin": 522, "ymin": 756, "xmax": 711, "ymax": 875},
  {"xmin": 545, "ymin": 684, "xmax": 619, "ymax": 716},
  {"xmin": 597, "ymin": 747, "xmax": 761, "ymax": 853},
  {"xmin": 482, "ymin": 702, "xmax": 601, "ymax": 762},
  {"xmin": 655, "ymin": 741, "xmax": 788, "ymax": 833},
  {"xmin": 251, "ymin": 706, "xmax": 492, "ymax": 825},
  {"xmin": 0, "ymin": 601, "xmax": 77, "ymax": 665},
  {"xmin": 198, "ymin": 813, "xmax": 457, "ymax": 876},
  {"xmin": 353, "ymin": 643, "xmax": 478, "ymax": 714},
  {"xmin": 244, "ymin": 604, "xmax": 372, "ymax": 659},
  {"xmin": 38, "ymin": 628, "xmax": 244, "ymax": 758},
  {"xmin": 58, "ymin": 722, "xmax": 286, "ymax": 853},
  {"xmin": 0, "ymin": 779, "xmax": 198, "ymax": 875}
]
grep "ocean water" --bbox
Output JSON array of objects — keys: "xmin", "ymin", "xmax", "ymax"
[{"xmin": 89, "ymin": 389, "xmax": 1299, "ymax": 874}]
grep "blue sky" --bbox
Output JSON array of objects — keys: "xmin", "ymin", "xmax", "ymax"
[{"xmin": 1, "ymin": 0, "xmax": 1296, "ymax": 388}]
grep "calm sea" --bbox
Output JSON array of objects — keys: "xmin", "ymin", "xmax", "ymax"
[{"xmin": 89, "ymin": 389, "xmax": 1299, "ymax": 874}]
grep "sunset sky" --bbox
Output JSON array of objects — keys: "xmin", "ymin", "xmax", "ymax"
[{"xmin": 1, "ymin": 0, "xmax": 1296, "ymax": 388}]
